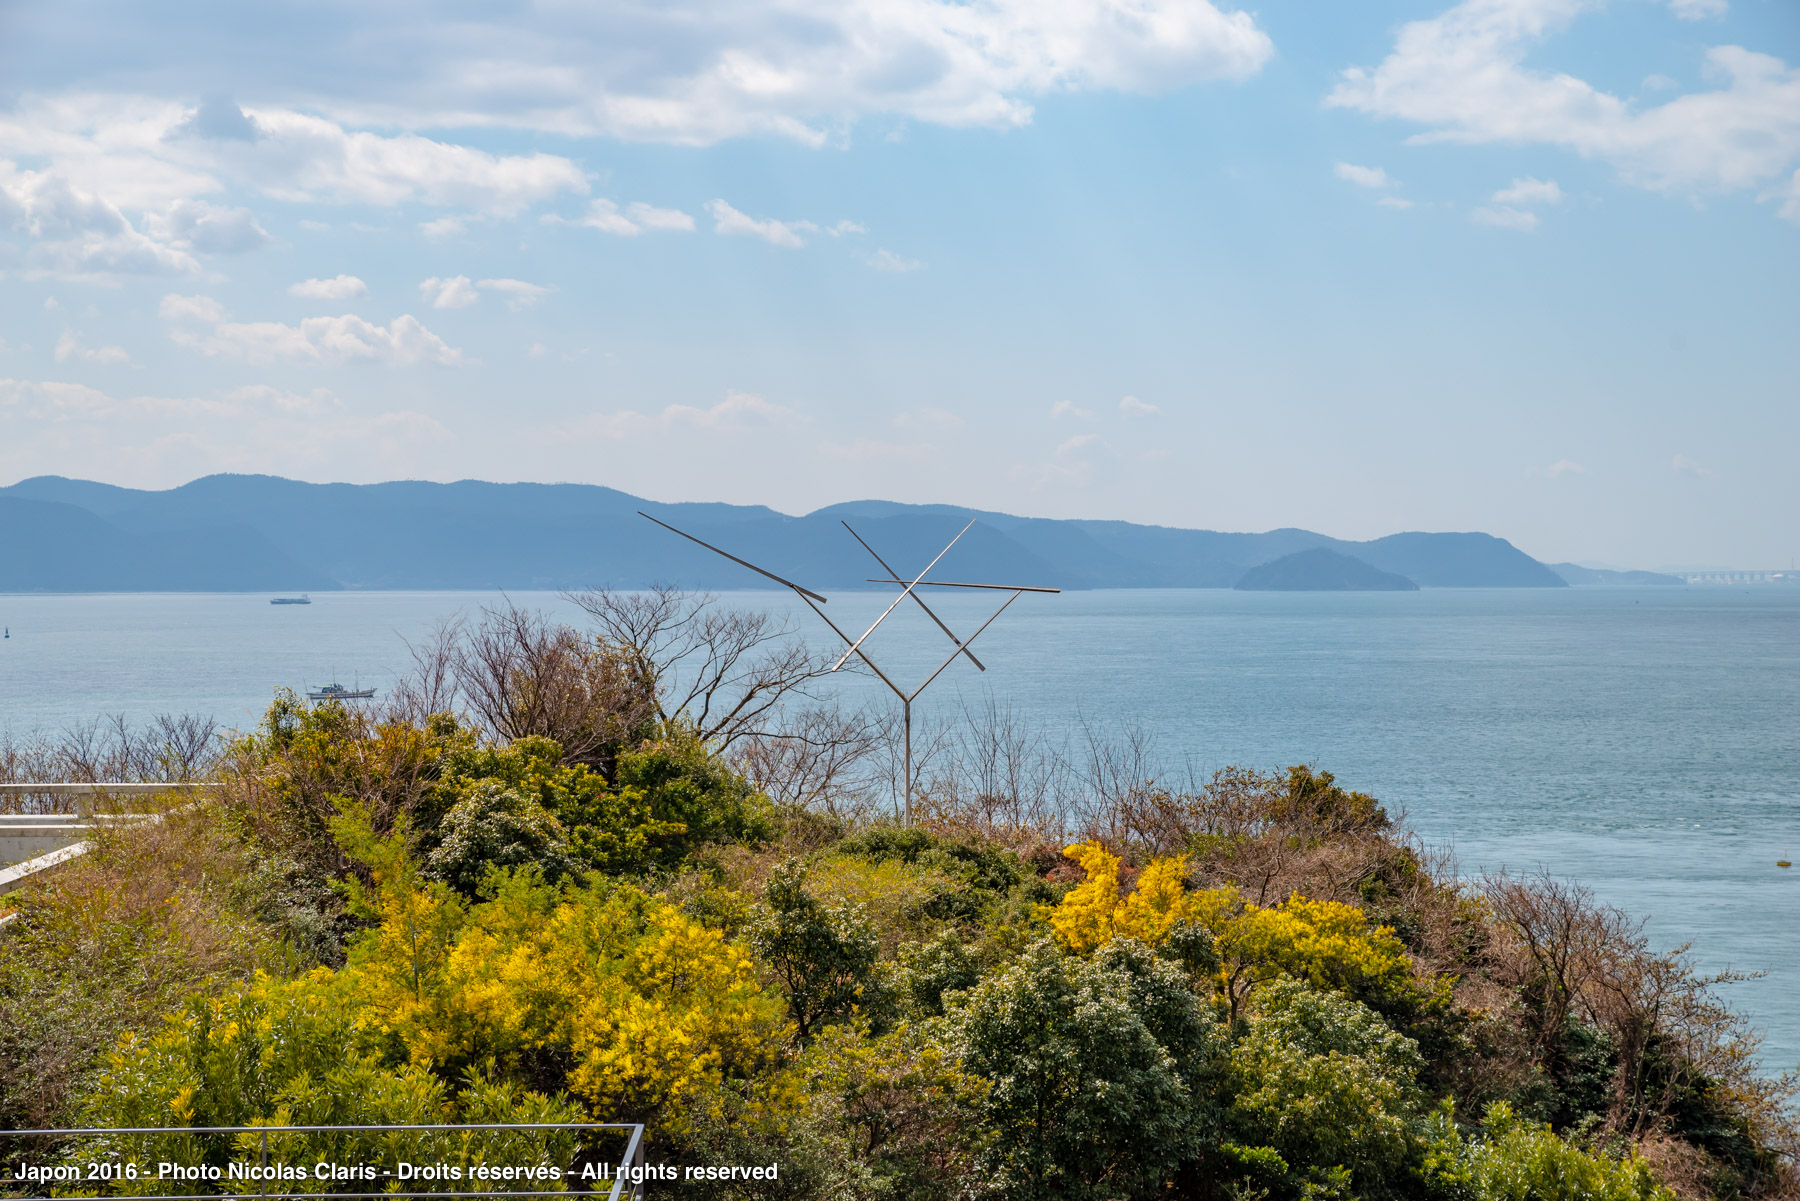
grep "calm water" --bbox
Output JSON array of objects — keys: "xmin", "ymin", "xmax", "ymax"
[{"xmin": 2, "ymin": 587, "xmax": 1797, "ymax": 1068}]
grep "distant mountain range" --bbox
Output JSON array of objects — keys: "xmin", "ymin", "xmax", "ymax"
[{"xmin": 0, "ymin": 474, "xmax": 1592, "ymax": 593}]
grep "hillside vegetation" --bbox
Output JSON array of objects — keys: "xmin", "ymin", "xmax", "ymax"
[{"xmin": 1, "ymin": 596, "xmax": 1791, "ymax": 1200}]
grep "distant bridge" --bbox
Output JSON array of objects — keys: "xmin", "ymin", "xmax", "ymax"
[{"xmin": 1682, "ymin": 570, "xmax": 1800, "ymax": 585}]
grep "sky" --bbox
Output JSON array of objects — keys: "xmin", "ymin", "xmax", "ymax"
[{"xmin": 0, "ymin": 0, "xmax": 1796, "ymax": 570}]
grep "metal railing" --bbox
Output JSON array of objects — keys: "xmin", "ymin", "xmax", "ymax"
[{"xmin": 0, "ymin": 1123, "xmax": 646, "ymax": 1201}]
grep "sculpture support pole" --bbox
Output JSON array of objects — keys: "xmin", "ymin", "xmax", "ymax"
[{"xmin": 903, "ymin": 699, "xmax": 912, "ymax": 826}]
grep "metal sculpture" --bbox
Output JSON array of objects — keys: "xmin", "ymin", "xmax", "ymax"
[{"xmin": 639, "ymin": 512, "xmax": 1058, "ymax": 823}]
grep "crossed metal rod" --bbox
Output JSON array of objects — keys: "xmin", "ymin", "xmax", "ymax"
[{"xmin": 638, "ymin": 511, "xmax": 1058, "ymax": 823}]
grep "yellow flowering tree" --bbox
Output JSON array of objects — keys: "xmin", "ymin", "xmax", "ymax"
[
  {"xmin": 1050, "ymin": 841, "xmax": 1415, "ymax": 1017},
  {"xmin": 90, "ymin": 806, "xmax": 789, "ymax": 1150},
  {"xmin": 329, "ymin": 802, "xmax": 788, "ymax": 1127}
]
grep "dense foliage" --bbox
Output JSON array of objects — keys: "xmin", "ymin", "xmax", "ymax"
[{"xmin": 3, "ymin": 622, "xmax": 1794, "ymax": 1200}]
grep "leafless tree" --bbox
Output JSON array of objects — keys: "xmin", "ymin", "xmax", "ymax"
[
  {"xmin": 908, "ymin": 695, "xmax": 1074, "ymax": 841},
  {"xmin": 444, "ymin": 601, "xmax": 656, "ymax": 767},
  {"xmin": 567, "ymin": 585, "xmax": 837, "ymax": 750},
  {"xmin": 0, "ymin": 713, "xmax": 218, "ymax": 785},
  {"xmin": 1484, "ymin": 872, "xmax": 1614, "ymax": 1057},
  {"xmin": 1482, "ymin": 870, "xmax": 1797, "ymax": 1148},
  {"xmin": 148, "ymin": 713, "xmax": 220, "ymax": 778},
  {"xmin": 729, "ymin": 700, "xmax": 893, "ymax": 816},
  {"xmin": 0, "ymin": 713, "xmax": 219, "ymax": 812},
  {"xmin": 386, "ymin": 615, "xmax": 464, "ymax": 725}
]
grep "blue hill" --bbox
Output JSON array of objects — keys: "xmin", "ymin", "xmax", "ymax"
[
  {"xmin": 1235, "ymin": 549, "xmax": 1419, "ymax": 591},
  {"xmin": 0, "ymin": 475, "xmax": 1568, "ymax": 592}
]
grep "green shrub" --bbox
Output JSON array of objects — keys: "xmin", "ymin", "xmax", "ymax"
[
  {"xmin": 430, "ymin": 730, "xmax": 772, "ymax": 877},
  {"xmin": 949, "ymin": 938, "xmax": 1224, "ymax": 1201},
  {"xmin": 892, "ymin": 931, "xmax": 982, "ymax": 1018},
  {"xmin": 422, "ymin": 781, "xmax": 575, "ymax": 897},
  {"xmin": 1225, "ymin": 977, "xmax": 1427, "ymax": 1199},
  {"xmin": 1464, "ymin": 1103, "xmax": 1673, "ymax": 1201},
  {"xmin": 751, "ymin": 861, "xmax": 884, "ymax": 1042},
  {"xmin": 612, "ymin": 733, "xmax": 775, "ymax": 862}
]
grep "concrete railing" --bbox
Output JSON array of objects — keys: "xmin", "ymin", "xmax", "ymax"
[
  {"xmin": 0, "ymin": 781, "xmax": 221, "ymax": 796},
  {"xmin": 0, "ymin": 783, "xmax": 211, "ymax": 902}
]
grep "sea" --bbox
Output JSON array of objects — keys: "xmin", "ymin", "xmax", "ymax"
[{"xmin": 2, "ymin": 586, "xmax": 1796, "ymax": 1070}]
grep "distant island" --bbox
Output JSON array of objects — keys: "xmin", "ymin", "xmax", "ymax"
[
  {"xmin": 1235, "ymin": 549, "xmax": 1419, "ymax": 592},
  {"xmin": 4, "ymin": 473, "xmax": 1579, "ymax": 593},
  {"xmin": 1549, "ymin": 563, "xmax": 1686, "ymax": 586}
]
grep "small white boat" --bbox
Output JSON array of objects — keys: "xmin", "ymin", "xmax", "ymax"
[{"xmin": 308, "ymin": 682, "xmax": 376, "ymax": 701}]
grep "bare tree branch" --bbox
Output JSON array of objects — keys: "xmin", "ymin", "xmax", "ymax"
[{"xmin": 566, "ymin": 585, "xmax": 838, "ymax": 750}]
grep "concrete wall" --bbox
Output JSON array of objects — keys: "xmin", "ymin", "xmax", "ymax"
[{"xmin": 1, "ymin": 815, "xmax": 93, "ymax": 869}]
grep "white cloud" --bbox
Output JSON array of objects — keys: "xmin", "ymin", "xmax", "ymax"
[
  {"xmin": 477, "ymin": 277, "xmax": 553, "ymax": 310},
  {"xmin": 0, "ymin": 376, "xmax": 235, "ymax": 420},
  {"xmin": 0, "ymin": 160, "xmax": 198, "ymax": 278},
  {"xmin": 665, "ymin": 389, "xmax": 795, "ymax": 429},
  {"xmin": 1328, "ymin": 0, "xmax": 1800, "ymax": 222},
  {"xmin": 8, "ymin": 3, "xmax": 1271, "ymax": 148},
  {"xmin": 207, "ymin": 105, "xmax": 589, "ymax": 214},
  {"xmin": 0, "ymin": 377, "xmax": 112, "ymax": 418},
  {"xmin": 1475, "ymin": 176, "xmax": 1562, "ymax": 230},
  {"xmin": 706, "ymin": 199, "xmax": 817, "ymax": 247},
  {"xmin": 419, "ymin": 215, "xmax": 467, "ymax": 238},
  {"xmin": 866, "ymin": 249, "xmax": 923, "ymax": 272},
  {"xmin": 627, "ymin": 201, "xmax": 696, "ymax": 232},
  {"xmin": 1528, "ymin": 458, "xmax": 1586, "ymax": 477},
  {"xmin": 558, "ymin": 198, "xmax": 697, "ymax": 236},
  {"xmin": 1119, "ymin": 395, "xmax": 1162, "ymax": 417},
  {"xmin": 158, "ymin": 292, "xmax": 226, "ymax": 322},
  {"xmin": 827, "ymin": 220, "xmax": 866, "ymax": 236},
  {"xmin": 289, "ymin": 274, "xmax": 368, "ymax": 300},
  {"xmin": 1336, "ymin": 161, "xmax": 1414, "ymax": 207},
  {"xmin": 1668, "ymin": 0, "xmax": 1726, "ymax": 19},
  {"xmin": 416, "ymin": 275, "xmax": 552, "ymax": 310},
  {"xmin": 1335, "ymin": 162, "xmax": 1393, "ymax": 188},
  {"xmin": 566, "ymin": 200, "xmax": 636, "ymax": 236},
  {"xmin": 142, "ymin": 198, "xmax": 273, "ymax": 253},
  {"xmin": 1493, "ymin": 176, "xmax": 1563, "ymax": 206},
  {"xmin": 1472, "ymin": 205, "xmax": 1539, "ymax": 231},
  {"xmin": 174, "ymin": 312, "xmax": 467, "ymax": 367},
  {"xmin": 1052, "ymin": 400, "xmax": 1095, "ymax": 420},
  {"xmin": 0, "ymin": 95, "xmax": 590, "ymax": 257},
  {"xmin": 420, "ymin": 275, "xmax": 478, "ymax": 309},
  {"xmin": 1672, "ymin": 453, "xmax": 1712, "ymax": 476},
  {"xmin": 1058, "ymin": 433, "xmax": 1101, "ymax": 454},
  {"xmin": 54, "ymin": 330, "xmax": 133, "ymax": 364}
]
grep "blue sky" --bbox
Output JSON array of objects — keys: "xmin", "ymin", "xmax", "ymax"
[{"xmin": 1, "ymin": 0, "xmax": 1795, "ymax": 569}]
